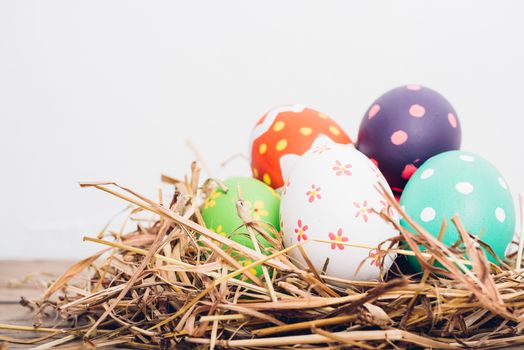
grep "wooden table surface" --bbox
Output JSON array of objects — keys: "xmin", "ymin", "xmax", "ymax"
[{"xmin": 0, "ymin": 261, "xmax": 73, "ymax": 349}]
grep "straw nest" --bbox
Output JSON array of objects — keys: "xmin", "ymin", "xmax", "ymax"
[{"xmin": 5, "ymin": 162, "xmax": 524, "ymax": 349}]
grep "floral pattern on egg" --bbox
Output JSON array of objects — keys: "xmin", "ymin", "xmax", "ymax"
[
  {"xmin": 280, "ymin": 136, "xmax": 399, "ymax": 281},
  {"xmin": 201, "ymin": 177, "xmax": 281, "ymax": 278}
]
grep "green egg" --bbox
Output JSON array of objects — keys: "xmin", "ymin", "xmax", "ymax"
[
  {"xmin": 400, "ymin": 151, "xmax": 515, "ymax": 271},
  {"xmin": 201, "ymin": 177, "xmax": 281, "ymax": 277}
]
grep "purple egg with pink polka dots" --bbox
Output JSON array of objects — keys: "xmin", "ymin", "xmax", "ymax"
[{"xmin": 357, "ymin": 85, "xmax": 461, "ymax": 196}]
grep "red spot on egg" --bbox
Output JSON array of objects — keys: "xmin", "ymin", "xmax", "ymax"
[
  {"xmin": 401, "ymin": 164, "xmax": 418, "ymax": 180},
  {"xmin": 392, "ymin": 185, "xmax": 403, "ymax": 202}
]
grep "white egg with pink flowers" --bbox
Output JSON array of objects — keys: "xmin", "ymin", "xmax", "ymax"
[{"xmin": 280, "ymin": 136, "xmax": 399, "ymax": 281}]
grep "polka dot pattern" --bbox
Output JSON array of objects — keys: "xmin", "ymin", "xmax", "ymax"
[
  {"xmin": 420, "ymin": 168, "xmax": 434, "ymax": 180},
  {"xmin": 420, "ymin": 207, "xmax": 436, "ymax": 222},
  {"xmin": 276, "ymin": 139, "xmax": 288, "ymax": 151},
  {"xmin": 495, "ymin": 207, "xmax": 506, "ymax": 223},
  {"xmin": 400, "ymin": 150, "xmax": 515, "ymax": 271},
  {"xmin": 460, "ymin": 155, "xmax": 475, "ymax": 162},
  {"xmin": 357, "ymin": 85, "xmax": 461, "ymax": 193},
  {"xmin": 251, "ymin": 106, "xmax": 352, "ymax": 189},
  {"xmin": 391, "ymin": 130, "xmax": 408, "ymax": 145},
  {"xmin": 455, "ymin": 182, "xmax": 474, "ymax": 195},
  {"xmin": 300, "ymin": 127, "xmax": 313, "ymax": 136},
  {"xmin": 409, "ymin": 104, "xmax": 426, "ymax": 118},
  {"xmin": 448, "ymin": 113, "xmax": 458, "ymax": 128},
  {"xmin": 329, "ymin": 126, "xmax": 341, "ymax": 136},
  {"xmin": 263, "ymin": 173, "xmax": 272, "ymax": 186},
  {"xmin": 368, "ymin": 104, "xmax": 380, "ymax": 119},
  {"xmin": 273, "ymin": 121, "xmax": 285, "ymax": 132}
]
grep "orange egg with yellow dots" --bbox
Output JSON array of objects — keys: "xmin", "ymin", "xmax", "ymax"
[{"xmin": 249, "ymin": 105, "xmax": 352, "ymax": 189}]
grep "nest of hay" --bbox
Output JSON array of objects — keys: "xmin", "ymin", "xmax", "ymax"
[{"xmin": 4, "ymin": 162, "xmax": 524, "ymax": 349}]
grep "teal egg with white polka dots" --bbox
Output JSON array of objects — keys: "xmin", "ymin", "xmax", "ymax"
[{"xmin": 400, "ymin": 150, "xmax": 515, "ymax": 270}]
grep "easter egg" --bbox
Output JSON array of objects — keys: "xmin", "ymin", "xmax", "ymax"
[
  {"xmin": 201, "ymin": 177, "xmax": 281, "ymax": 277},
  {"xmin": 400, "ymin": 151, "xmax": 515, "ymax": 270},
  {"xmin": 280, "ymin": 136, "xmax": 399, "ymax": 281},
  {"xmin": 357, "ymin": 85, "xmax": 461, "ymax": 196},
  {"xmin": 250, "ymin": 105, "xmax": 352, "ymax": 189}
]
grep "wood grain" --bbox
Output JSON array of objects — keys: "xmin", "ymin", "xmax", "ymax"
[
  {"xmin": 0, "ymin": 261, "xmax": 71, "ymax": 349},
  {"xmin": 0, "ymin": 260, "xmax": 70, "ymax": 303}
]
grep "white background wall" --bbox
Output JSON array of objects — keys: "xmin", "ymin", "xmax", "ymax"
[{"xmin": 1, "ymin": 1, "xmax": 523, "ymax": 259}]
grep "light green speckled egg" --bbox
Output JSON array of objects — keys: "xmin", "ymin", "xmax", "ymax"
[
  {"xmin": 201, "ymin": 177, "xmax": 281, "ymax": 277},
  {"xmin": 400, "ymin": 150, "xmax": 515, "ymax": 270}
]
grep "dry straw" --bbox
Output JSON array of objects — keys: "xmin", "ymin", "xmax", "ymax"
[{"xmin": 2, "ymin": 162, "xmax": 524, "ymax": 349}]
